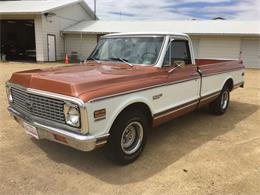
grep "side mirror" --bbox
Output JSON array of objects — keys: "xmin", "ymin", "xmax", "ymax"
[
  {"xmin": 173, "ymin": 60, "xmax": 185, "ymax": 67},
  {"xmin": 168, "ymin": 60, "xmax": 185, "ymax": 73}
]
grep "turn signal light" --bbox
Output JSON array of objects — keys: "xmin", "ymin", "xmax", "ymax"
[
  {"xmin": 54, "ymin": 134, "xmax": 67, "ymax": 143},
  {"xmin": 94, "ymin": 109, "xmax": 106, "ymax": 120}
]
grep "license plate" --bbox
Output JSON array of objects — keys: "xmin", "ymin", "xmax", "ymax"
[{"xmin": 23, "ymin": 122, "xmax": 39, "ymax": 139}]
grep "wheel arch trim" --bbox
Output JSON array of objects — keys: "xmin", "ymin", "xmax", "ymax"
[{"xmin": 223, "ymin": 77, "xmax": 234, "ymax": 91}]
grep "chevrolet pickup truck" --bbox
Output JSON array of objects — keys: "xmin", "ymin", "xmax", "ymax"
[{"xmin": 6, "ymin": 33, "xmax": 245, "ymax": 164}]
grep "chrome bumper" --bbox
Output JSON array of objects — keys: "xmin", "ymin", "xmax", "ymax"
[{"xmin": 8, "ymin": 107, "xmax": 109, "ymax": 151}]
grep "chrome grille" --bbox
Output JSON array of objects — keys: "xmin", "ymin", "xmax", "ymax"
[{"xmin": 11, "ymin": 87, "xmax": 65, "ymax": 124}]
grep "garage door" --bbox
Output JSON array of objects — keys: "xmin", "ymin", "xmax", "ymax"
[
  {"xmin": 241, "ymin": 39, "xmax": 260, "ymax": 69},
  {"xmin": 0, "ymin": 20, "xmax": 36, "ymax": 61},
  {"xmin": 198, "ymin": 37, "xmax": 240, "ymax": 59}
]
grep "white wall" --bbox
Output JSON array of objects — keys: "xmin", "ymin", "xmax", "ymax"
[
  {"xmin": 34, "ymin": 15, "xmax": 45, "ymax": 61},
  {"xmin": 198, "ymin": 36, "xmax": 241, "ymax": 59},
  {"xmin": 191, "ymin": 38, "xmax": 200, "ymax": 58},
  {"xmin": 39, "ymin": 3, "xmax": 93, "ymax": 61},
  {"xmin": 190, "ymin": 36, "xmax": 260, "ymax": 68},
  {"xmin": 241, "ymin": 38, "xmax": 260, "ymax": 68},
  {"xmin": 65, "ymin": 34, "xmax": 97, "ymax": 60}
]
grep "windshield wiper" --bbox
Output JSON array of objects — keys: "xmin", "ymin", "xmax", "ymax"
[
  {"xmin": 87, "ymin": 57, "xmax": 100, "ymax": 63},
  {"xmin": 109, "ymin": 57, "xmax": 133, "ymax": 67}
]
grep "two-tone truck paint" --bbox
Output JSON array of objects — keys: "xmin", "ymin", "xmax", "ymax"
[{"xmin": 6, "ymin": 33, "xmax": 244, "ymax": 164}]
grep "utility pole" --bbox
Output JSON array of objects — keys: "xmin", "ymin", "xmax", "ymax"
[{"xmin": 94, "ymin": 0, "xmax": 97, "ymax": 20}]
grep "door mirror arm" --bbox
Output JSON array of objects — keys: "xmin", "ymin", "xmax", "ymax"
[{"xmin": 168, "ymin": 63, "xmax": 183, "ymax": 73}]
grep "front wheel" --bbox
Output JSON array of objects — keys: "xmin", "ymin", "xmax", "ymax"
[
  {"xmin": 104, "ymin": 110, "xmax": 148, "ymax": 165},
  {"xmin": 209, "ymin": 85, "xmax": 230, "ymax": 115}
]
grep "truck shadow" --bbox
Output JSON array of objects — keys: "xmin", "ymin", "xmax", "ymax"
[{"xmin": 33, "ymin": 100, "xmax": 259, "ymax": 185}]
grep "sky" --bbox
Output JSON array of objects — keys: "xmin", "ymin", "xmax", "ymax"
[{"xmin": 85, "ymin": 0, "xmax": 260, "ymax": 20}]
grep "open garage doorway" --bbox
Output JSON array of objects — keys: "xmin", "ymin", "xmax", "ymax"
[{"xmin": 0, "ymin": 20, "xmax": 36, "ymax": 61}]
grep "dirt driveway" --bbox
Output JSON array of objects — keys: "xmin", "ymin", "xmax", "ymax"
[{"xmin": 0, "ymin": 61, "xmax": 259, "ymax": 195}]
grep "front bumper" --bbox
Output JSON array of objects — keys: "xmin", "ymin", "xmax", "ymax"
[{"xmin": 8, "ymin": 107, "xmax": 109, "ymax": 151}]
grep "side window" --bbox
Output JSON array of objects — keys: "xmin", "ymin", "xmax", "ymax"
[{"xmin": 163, "ymin": 40, "xmax": 192, "ymax": 66}]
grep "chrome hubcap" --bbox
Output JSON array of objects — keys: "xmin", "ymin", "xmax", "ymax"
[
  {"xmin": 221, "ymin": 91, "xmax": 229, "ymax": 109},
  {"xmin": 121, "ymin": 121, "xmax": 143, "ymax": 155}
]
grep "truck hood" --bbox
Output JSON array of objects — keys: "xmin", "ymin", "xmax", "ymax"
[{"xmin": 9, "ymin": 62, "xmax": 165, "ymax": 102}]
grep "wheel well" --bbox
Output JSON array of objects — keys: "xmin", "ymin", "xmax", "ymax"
[
  {"xmin": 225, "ymin": 78, "xmax": 234, "ymax": 91},
  {"xmin": 117, "ymin": 102, "xmax": 153, "ymax": 126}
]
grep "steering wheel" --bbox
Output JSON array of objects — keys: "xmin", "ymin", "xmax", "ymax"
[{"xmin": 141, "ymin": 52, "xmax": 157, "ymax": 61}]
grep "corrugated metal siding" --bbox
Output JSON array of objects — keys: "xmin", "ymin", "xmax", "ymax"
[
  {"xmin": 198, "ymin": 37, "xmax": 241, "ymax": 59},
  {"xmin": 65, "ymin": 34, "xmax": 97, "ymax": 60},
  {"xmin": 241, "ymin": 39, "xmax": 260, "ymax": 69},
  {"xmin": 34, "ymin": 15, "xmax": 45, "ymax": 61},
  {"xmin": 40, "ymin": 4, "xmax": 92, "ymax": 61}
]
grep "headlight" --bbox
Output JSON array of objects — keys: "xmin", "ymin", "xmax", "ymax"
[
  {"xmin": 6, "ymin": 87, "xmax": 13, "ymax": 103},
  {"xmin": 64, "ymin": 104, "xmax": 80, "ymax": 127}
]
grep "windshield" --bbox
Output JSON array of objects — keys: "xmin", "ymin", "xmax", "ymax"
[{"xmin": 90, "ymin": 36, "xmax": 164, "ymax": 66}]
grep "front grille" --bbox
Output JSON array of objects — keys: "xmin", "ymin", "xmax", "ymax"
[{"xmin": 11, "ymin": 87, "xmax": 65, "ymax": 124}]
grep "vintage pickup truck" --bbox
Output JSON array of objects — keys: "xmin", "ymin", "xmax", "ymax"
[{"xmin": 6, "ymin": 33, "xmax": 245, "ymax": 164}]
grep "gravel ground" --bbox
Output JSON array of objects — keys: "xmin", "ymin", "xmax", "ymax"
[{"xmin": 0, "ymin": 61, "xmax": 259, "ymax": 195}]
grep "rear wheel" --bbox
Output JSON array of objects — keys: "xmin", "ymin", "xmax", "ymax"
[
  {"xmin": 209, "ymin": 85, "xmax": 230, "ymax": 115},
  {"xmin": 105, "ymin": 109, "xmax": 148, "ymax": 165}
]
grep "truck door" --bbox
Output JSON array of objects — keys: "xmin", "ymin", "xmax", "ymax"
[{"xmin": 153, "ymin": 39, "xmax": 201, "ymax": 123}]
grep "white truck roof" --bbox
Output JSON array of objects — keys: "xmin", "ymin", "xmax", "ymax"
[{"xmin": 104, "ymin": 32, "xmax": 189, "ymax": 38}]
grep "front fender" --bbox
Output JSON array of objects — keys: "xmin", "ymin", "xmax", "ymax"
[
  {"xmin": 85, "ymin": 93, "xmax": 154, "ymax": 135},
  {"xmin": 106, "ymin": 95, "xmax": 154, "ymax": 133}
]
